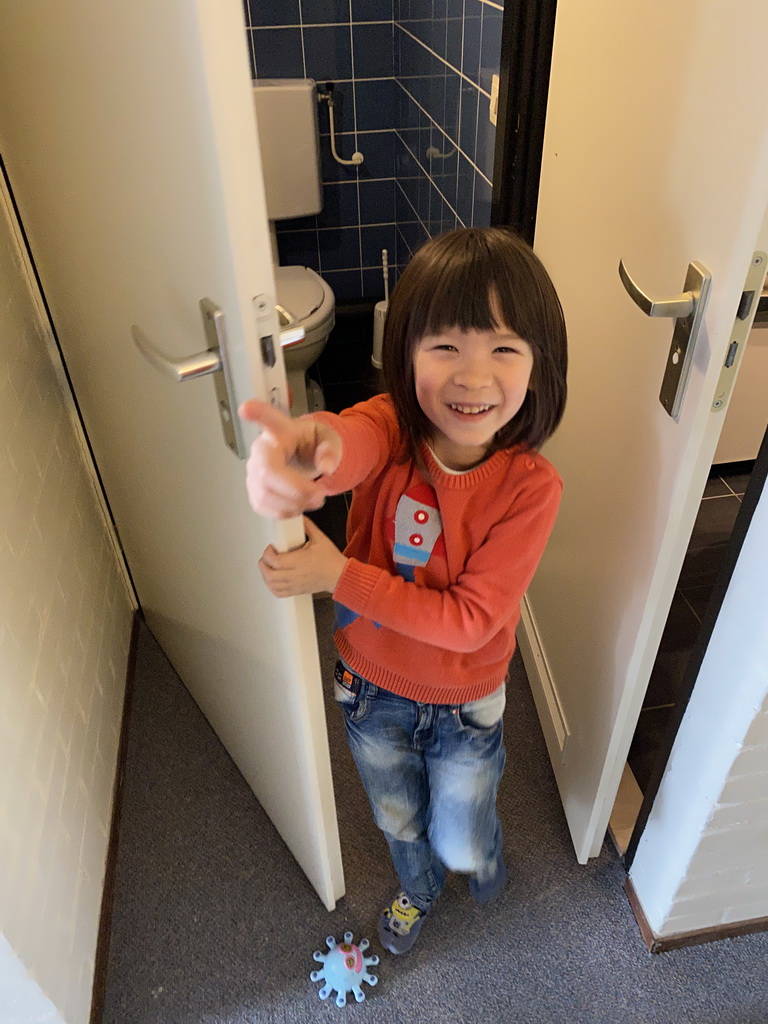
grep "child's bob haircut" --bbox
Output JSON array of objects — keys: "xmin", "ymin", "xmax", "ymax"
[{"xmin": 382, "ymin": 227, "xmax": 568, "ymax": 459}]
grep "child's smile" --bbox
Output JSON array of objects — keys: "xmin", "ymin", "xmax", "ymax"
[{"xmin": 414, "ymin": 325, "xmax": 534, "ymax": 470}]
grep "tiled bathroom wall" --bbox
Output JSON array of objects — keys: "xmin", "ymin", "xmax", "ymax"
[{"xmin": 244, "ymin": 0, "xmax": 503, "ymax": 302}]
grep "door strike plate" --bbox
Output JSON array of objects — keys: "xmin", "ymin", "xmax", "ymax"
[{"xmin": 711, "ymin": 252, "xmax": 767, "ymax": 412}]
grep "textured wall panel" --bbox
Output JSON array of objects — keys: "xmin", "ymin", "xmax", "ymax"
[{"xmin": 0, "ymin": 188, "xmax": 134, "ymax": 1022}]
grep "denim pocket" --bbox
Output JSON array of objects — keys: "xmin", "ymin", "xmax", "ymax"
[
  {"xmin": 456, "ymin": 684, "xmax": 506, "ymax": 734},
  {"xmin": 333, "ymin": 660, "xmax": 371, "ymax": 722}
]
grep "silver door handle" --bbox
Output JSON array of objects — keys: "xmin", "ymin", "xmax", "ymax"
[
  {"xmin": 618, "ymin": 260, "xmax": 696, "ymax": 318},
  {"xmin": 132, "ymin": 299, "xmax": 306, "ymax": 458},
  {"xmin": 131, "ymin": 325, "xmax": 222, "ymax": 381},
  {"xmin": 618, "ymin": 259, "xmax": 711, "ymax": 421},
  {"xmin": 132, "ymin": 298, "xmax": 245, "ymax": 457}
]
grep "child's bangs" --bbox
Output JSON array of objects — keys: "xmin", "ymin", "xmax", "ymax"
[{"xmin": 411, "ymin": 244, "xmax": 524, "ymax": 342}]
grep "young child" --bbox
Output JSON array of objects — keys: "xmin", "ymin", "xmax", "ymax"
[{"xmin": 240, "ymin": 227, "xmax": 567, "ymax": 954}]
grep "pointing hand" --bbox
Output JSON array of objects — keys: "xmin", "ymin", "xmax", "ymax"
[{"xmin": 239, "ymin": 400, "xmax": 343, "ymax": 519}]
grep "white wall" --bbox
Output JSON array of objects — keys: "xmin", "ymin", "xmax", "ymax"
[
  {"xmin": 0, "ymin": 186, "xmax": 135, "ymax": 1021},
  {"xmin": 629, "ymin": 471, "xmax": 768, "ymax": 938}
]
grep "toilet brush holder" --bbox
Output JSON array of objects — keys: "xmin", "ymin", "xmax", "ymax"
[
  {"xmin": 372, "ymin": 248, "xmax": 389, "ymax": 370},
  {"xmin": 372, "ymin": 300, "xmax": 387, "ymax": 369}
]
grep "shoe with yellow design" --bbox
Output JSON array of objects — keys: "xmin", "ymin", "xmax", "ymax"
[{"xmin": 377, "ymin": 891, "xmax": 428, "ymax": 954}]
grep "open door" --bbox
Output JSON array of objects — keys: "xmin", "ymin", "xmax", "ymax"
[
  {"xmin": 0, "ymin": 0, "xmax": 344, "ymax": 907},
  {"xmin": 519, "ymin": 0, "xmax": 768, "ymax": 862}
]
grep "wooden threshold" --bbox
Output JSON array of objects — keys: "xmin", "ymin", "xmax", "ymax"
[{"xmin": 608, "ymin": 762, "xmax": 644, "ymax": 856}]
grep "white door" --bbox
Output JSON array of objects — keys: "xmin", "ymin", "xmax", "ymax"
[
  {"xmin": 0, "ymin": 1, "xmax": 344, "ymax": 908},
  {"xmin": 520, "ymin": 0, "xmax": 768, "ymax": 861}
]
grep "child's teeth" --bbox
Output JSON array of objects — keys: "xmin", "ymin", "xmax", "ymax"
[{"xmin": 450, "ymin": 404, "xmax": 491, "ymax": 414}]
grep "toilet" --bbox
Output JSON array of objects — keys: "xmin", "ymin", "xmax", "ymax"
[{"xmin": 253, "ymin": 78, "xmax": 335, "ymax": 416}]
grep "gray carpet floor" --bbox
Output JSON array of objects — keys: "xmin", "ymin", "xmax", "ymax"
[{"xmin": 102, "ymin": 603, "xmax": 768, "ymax": 1024}]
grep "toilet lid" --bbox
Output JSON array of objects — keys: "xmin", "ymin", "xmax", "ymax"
[{"xmin": 274, "ymin": 266, "xmax": 325, "ymax": 322}]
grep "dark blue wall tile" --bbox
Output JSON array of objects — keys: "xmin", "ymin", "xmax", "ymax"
[
  {"xmin": 301, "ymin": 0, "xmax": 349, "ymax": 23},
  {"xmin": 323, "ymin": 269, "xmax": 364, "ymax": 301},
  {"xmin": 317, "ymin": 181, "xmax": 361, "ymax": 228},
  {"xmin": 252, "ymin": 27, "xmax": 305, "ymax": 77},
  {"xmin": 352, "ymin": 23, "xmax": 394, "ymax": 78},
  {"xmin": 359, "ymin": 178, "xmax": 396, "ymax": 223},
  {"xmin": 455, "ymin": 151, "xmax": 475, "ymax": 227},
  {"xmin": 362, "ymin": 266, "xmax": 392, "ymax": 300},
  {"xmin": 423, "ymin": 54, "xmax": 446, "ymax": 132},
  {"xmin": 395, "ymin": 181, "xmax": 415, "ymax": 223},
  {"xmin": 458, "ymin": 82, "xmax": 479, "ymax": 164},
  {"xmin": 248, "ymin": 0, "xmax": 502, "ymax": 280},
  {"xmin": 428, "ymin": 131, "xmax": 458, "ymax": 211},
  {"xmin": 473, "ymin": 171, "xmax": 492, "ymax": 227},
  {"xmin": 461, "ymin": 0, "xmax": 482, "ymax": 83},
  {"xmin": 318, "ymin": 84, "xmax": 355, "ymax": 136},
  {"xmin": 442, "ymin": 68, "xmax": 460, "ymax": 145},
  {"xmin": 426, "ymin": 183, "xmax": 455, "ymax": 237},
  {"xmin": 357, "ymin": 131, "xmax": 396, "ymax": 179},
  {"xmin": 361, "ymin": 223, "xmax": 398, "ymax": 267},
  {"xmin": 395, "ymin": 77, "xmax": 412, "ymax": 129},
  {"xmin": 399, "ymin": 0, "xmax": 429, "ymax": 50},
  {"xmin": 397, "ymin": 30, "xmax": 425, "ymax": 104},
  {"xmin": 426, "ymin": 0, "xmax": 448, "ymax": 58},
  {"xmin": 319, "ymin": 226, "xmax": 363, "ymax": 270},
  {"xmin": 304, "ymin": 25, "xmax": 353, "ymax": 80},
  {"xmin": 396, "ymin": 217, "xmax": 428, "ymax": 259},
  {"xmin": 445, "ymin": 0, "xmax": 463, "ymax": 69},
  {"xmin": 277, "ymin": 229, "xmax": 321, "ymax": 269},
  {"xmin": 248, "ymin": 0, "xmax": 301, "ymax": 27},
  {"xmin": 353, "ymin": 0, "xmax": 393, "ymax": 19},
  {"xmin": 355, "ymin": 79, "xmax": 397, "ymax": 131},
  {"xmin": 479, "ymin": 5, "xmax": 503, "ymax": 94}
]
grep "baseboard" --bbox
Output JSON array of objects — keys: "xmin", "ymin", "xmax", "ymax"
[
  {"xmin": 624, "ymin": 877, "xmax": 768, "ymax": 953},
  {"xmin": 89, "ymin": 611, "xmax": 141, "ymax": 1024},
  {"xmin": 517, "ymin": 595, "xmax": 570, "ymax": 763}
]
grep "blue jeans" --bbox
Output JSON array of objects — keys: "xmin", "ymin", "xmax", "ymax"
[{"xmin": 334, "ymin": 659, "xmax": 507, "ymax": 914}]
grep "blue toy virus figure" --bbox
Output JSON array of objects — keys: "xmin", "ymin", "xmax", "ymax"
[{"xmin": 311, "ymin": 932, "xmax": 379, "ymax": 1006}]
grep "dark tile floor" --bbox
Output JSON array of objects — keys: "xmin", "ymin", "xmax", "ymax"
[
  {"xmin": 307, "ymin": 312, "xmax": 753, "ymax": 797},
  {"xmin": 627, "ymin": 462, "xmax": 754, "ymax": 792}
]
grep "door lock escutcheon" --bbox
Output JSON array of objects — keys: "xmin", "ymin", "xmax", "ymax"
[
  {"xmin": 618, "ymin": 260, "xmax": 712, "ymax": 421},
  {"xmin": 133, "ymin": 299, "xmax": 306, "ymax": 457},
  {"xmin": 132, "ymin": 298, "xmax": 246, "ymax": 457}
]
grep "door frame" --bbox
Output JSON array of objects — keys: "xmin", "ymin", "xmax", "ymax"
[{"xmin": 490, "ymin": 0, "xmax": 558, "ymax": 245}]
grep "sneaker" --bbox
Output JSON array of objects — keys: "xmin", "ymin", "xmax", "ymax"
[
  {"xmin": 469, "ymin": 859, "xmax": 507, "ymax": 904},
  {"xmin": 378, "ymin": 891, "xmax": 428, "ymax": 954}
]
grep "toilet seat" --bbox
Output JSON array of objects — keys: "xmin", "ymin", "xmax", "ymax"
[{"xmin": 274, "ymin": 265, "xmax": 335, "ymax": 341}]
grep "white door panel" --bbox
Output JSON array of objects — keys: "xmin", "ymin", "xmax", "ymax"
[
  {"xmin": 0, "ymin": 0, "xmax": 343, "ymax": 908},
  {"xmin": 526, "ymin": 0, "xmax": 768, "ymax": 860}
]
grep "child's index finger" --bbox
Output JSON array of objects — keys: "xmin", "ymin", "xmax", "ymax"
[{"xmin": 238, "ymin": 399, "xmax": 295, "ymax": 445}]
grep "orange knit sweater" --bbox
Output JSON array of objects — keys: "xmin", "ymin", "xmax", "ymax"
[{"xmin": 314, "ymin": 394, "xmax": 562, "ymax": 705}]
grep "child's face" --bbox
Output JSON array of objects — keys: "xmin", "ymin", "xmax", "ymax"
[{"xmin": 413, "ymin": 324, "xmax": 534, "ymax": 470}]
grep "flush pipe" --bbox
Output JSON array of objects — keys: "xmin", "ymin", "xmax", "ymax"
[{"xmin": 318, "ymin": 83, "xmax": 364, "ymax": 167}]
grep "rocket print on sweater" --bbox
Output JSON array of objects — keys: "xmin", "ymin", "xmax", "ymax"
[
  {"xmin": 334, "ymin": 482, "xmax": 445, "ymax": 629},
  {"xmin": 391, "ymin": 482, "xmax": 444, "ymax": 582}
]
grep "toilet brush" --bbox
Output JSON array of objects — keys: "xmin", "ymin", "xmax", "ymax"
[{"xmin": 372, "ymin": 249, "xmax": 389, "ymax": 369}]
